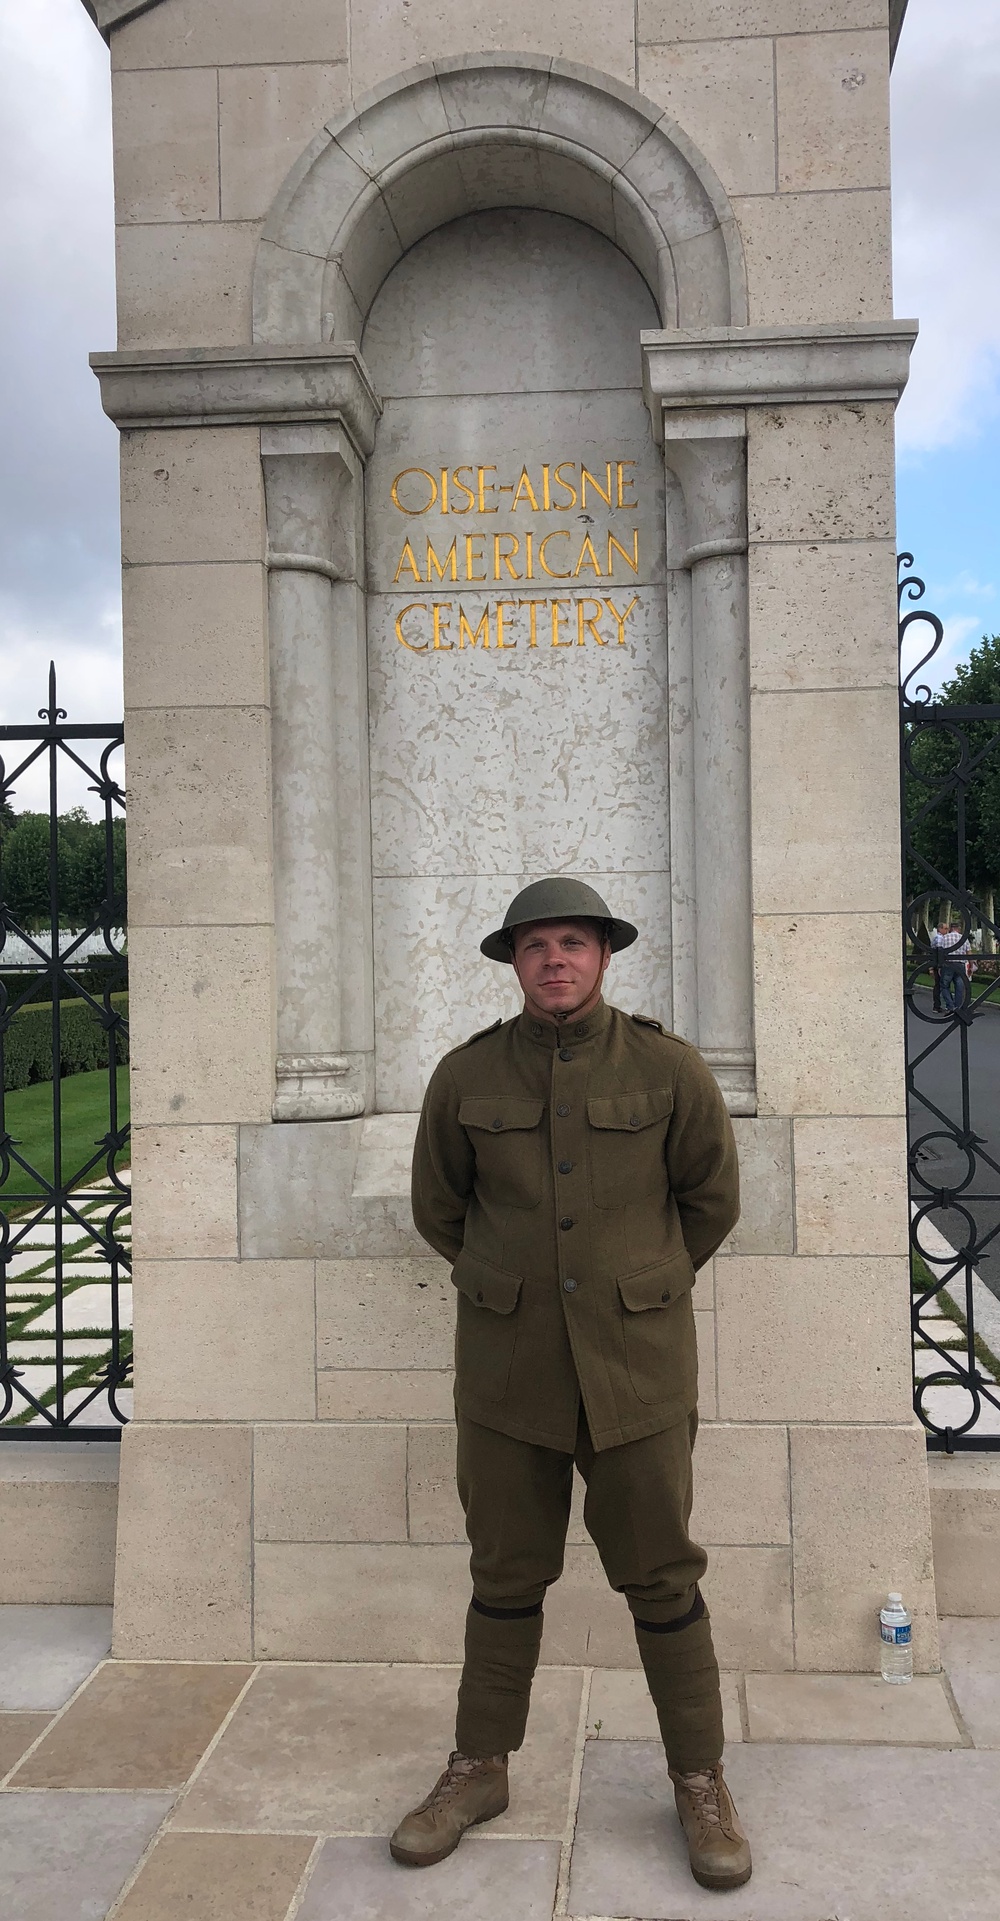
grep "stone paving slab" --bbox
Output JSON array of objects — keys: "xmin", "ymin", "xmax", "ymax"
[
  {"xmin": 0, "ymin": 1604, "xmax": 112, "ymax": 1710},
  {"xmin": 587, "ymin": 1668, "xmax": 743, "ymax": 1742},
  {"xmin": 113, "ymin": 1830, "xmax": 315, "ymax": 1921},
  {"xmin": 13, "ymin": 1661, "xmax": 253, "ymax": 1790},
  {"xmin": 0, "ymin": 1714, "xmax": 52, "ymax": 1778},
  {"xmin": 745, "ymin": 1672, "xmax": 963, "ymax": 1745},
  {"xmin": 173, "ymin": 1663, "xmax": 583, "ymax": 1840},
  {"xmin": 0, "ymin": 1790, "xmax": 174, "ymax": 1921},
  {"xmin": 567, "ymin": 1739, "xmax": 1000, "ymax": 1921},
  {"xmin": 940, "ymin": 1617, "xmax": 1000, "ymax": 1749},
  {"xmin": 296, "ymin": 1835, "xmax": 561, "ymax": 1920}
]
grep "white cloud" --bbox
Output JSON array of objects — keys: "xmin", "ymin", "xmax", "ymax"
[
  {"xmin": 892, "ymin": 0, "xmax": 1000, "ymax": 452},
  {"xmin": 0, "ymin": 0, "xmax": 120, "ymax": 736}
]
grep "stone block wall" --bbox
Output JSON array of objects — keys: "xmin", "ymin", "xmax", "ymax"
[{"xmin": 82, "ymin": 0, "xmax": 939, "ymax": 1673}]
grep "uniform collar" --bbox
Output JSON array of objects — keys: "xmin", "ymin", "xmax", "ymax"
[{"xmin": 517, "ymin": 996, "xmax": 612, "ymax": 1050}]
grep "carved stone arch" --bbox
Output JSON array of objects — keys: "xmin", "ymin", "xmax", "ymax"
[{"xmin": 252, "ymin": 53, "xmax": 748, "ymax": 346}]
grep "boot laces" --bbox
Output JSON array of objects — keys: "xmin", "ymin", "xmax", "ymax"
[
  {"xmin": 429, "ymin": 1752, "xmax": 504, "ymax": 1807},
  {"xmin": 679, "ymin": 1766, "xmax": 725, "ymax": 1826}
]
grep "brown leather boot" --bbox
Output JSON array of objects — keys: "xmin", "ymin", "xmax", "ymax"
[
  {"xmin": 669, "ymin": 1763, "xmax": 752, "ymax": 1890},
  {"xmin": 389, "ymin": 1752, "xmax": 509, "ymax": 1867}
]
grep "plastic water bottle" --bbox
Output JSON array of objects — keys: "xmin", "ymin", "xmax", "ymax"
[{"xmin": 880, "ymin": 1593, "xmax": 913, "ymax": 1683}]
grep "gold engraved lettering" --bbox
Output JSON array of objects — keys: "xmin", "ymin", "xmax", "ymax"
[
  {"xmin": 458, "ymin": 605, "xmax": 491, "ymax": 649},
  {"xmin": 580, "ymin": 463, "xmax": 613, "ymax": 509},
  {"xmin": 615, "ymin": 461, "xmax": 637, "ymax": 508},
  {"xmin": 465, "ymin": 534, "xmax": 487, "ymax": 582},
  {"xmin": 510, "ymin": 466, "xmax": 540, "ymax": 511},
  {"xmin": 541, "ymin": 464, "xmax": 551, "ymax": 511},
  {"xmin": 518, "ymin": 599, "xmax": 545, "ymax": 647},
  {"xmin": 394, "ymin": 539, "xmax": 423, "ymax": 584},
  {"xmin": 391, "ymin": 468, "xmax": 438, "ymax": 515},
  {"xmin": 395, "ymin": 604, "xmax": 428, "ymax": 651},
  {"xmin": 551, "ymin": 599, "xmax": 572, "ymax": 646},
  {"xmin": 493, "ymin": 533, "xmax": 521, "ymax": 581},
  {"xmin": 451, "ymin": 467, "xmax": 476, "ymax": 513},
  {"xmin": 608, "ymin": 530, "xmax": 639, "ymax": 575},
  {"xmin": 433, "ymin": 603, "xmax": 453, "ymax": 650},
  {"xmin": 525, "ymin": 531, "xmax": 535, "ymax": 580},
  {"xmin": 539, "ymin": 531, "xmax": 572, "ymax": 579},
  {"xmin": 440, "ymin": 469, "xmax": 449, "ymax": 515},
  {"xmin": 496, "ymin": 601, "xmax": 517, "ymax": 648},
  {"xmin": 477, "ymin": 466, "xmax": 499, "ymax": 514},
  {"xmin": 552, "ymin": 462, "xmax": 577, "ymax": 508},
  {"xmin": 427, "ymin": 538, "xmax": 458, "ymax": 583},
  {"xmin": 577, "ymin": 599, "xmax": 606, "ymax": 645},
  {"xmin": 573, "ymin": 534, "xmax": 603, "ymax": 579},
  {"xmin": 604, "ymin": 595, "xmax": 639, "ymax": 646}
]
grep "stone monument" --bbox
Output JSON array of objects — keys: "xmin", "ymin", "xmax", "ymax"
[{"xmin": 82, "ymin": 0, "xmax": 937, "ymax": 1672}]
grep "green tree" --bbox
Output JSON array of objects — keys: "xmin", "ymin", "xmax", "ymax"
[
  {"xmin": 1, "ymin": 810, "xmax": 128, "ymax": 935},
  {"xmin": 1, "ymin": 813, "xmax": 53, "ymax": 933},
  {"xmin": 905, "ymin": 633, "xmax": 1000, "ymax": 947}
]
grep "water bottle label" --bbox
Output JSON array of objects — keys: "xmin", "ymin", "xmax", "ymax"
[{"xmin": 880, "ymin": 1621, "xmax": 911, "ymax": 1645}]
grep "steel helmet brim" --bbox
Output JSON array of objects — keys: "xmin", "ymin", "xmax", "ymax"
[{"xmin": 480, "ymin": 877, "xmax": 639, "ymax": 965}]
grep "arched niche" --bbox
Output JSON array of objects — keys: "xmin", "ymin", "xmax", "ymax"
[
  {"xmin": 253, "ymin": 54, "xmax": 747, "ymax": 346},
  {"xmin": 255, "ymin": 56, "xmax": 755, "ymax": 1123}
]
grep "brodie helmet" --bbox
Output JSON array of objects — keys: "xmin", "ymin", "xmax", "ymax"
[{"xmin": 480, "ymin": 877, "xmax": 639, "ymax": 965}]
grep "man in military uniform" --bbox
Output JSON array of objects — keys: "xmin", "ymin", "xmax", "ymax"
[{"xmin": 390, "ymin": 878, "xmax": 751, "ymax": 1892}]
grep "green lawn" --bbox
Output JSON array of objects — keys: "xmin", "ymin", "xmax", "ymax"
[{"xmin": 1, "ymin": 1067, "xmax": 130, "ymax": 1201}]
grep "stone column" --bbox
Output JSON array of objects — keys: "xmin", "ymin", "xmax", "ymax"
[
  {"xmin": 660, "ymin": 411, "xmax": 754, "ymax": 1114},
  {"xmin": 263, "ymin": 426, "xmax": 374, "ymax": 1119},
  {"xmin": 91, "ymin": 345, "xmax": 384, "ymax": 1122}
]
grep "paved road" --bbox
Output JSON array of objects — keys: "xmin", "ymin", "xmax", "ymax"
[{"xmin": 906, "ymin": 985, "xmax": 1000, "ymax": 1306}]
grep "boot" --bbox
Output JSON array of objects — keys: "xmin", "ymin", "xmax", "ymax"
[
  {"xmin": 669, "ymin": 1763, "xmax": 752, "ymax": 1890},
  {"xmin": 389, "ymin": 1752, "xmax": 509, "ymax": 1867}
]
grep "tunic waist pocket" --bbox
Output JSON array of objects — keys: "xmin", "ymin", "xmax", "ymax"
[
  {"xmin": 617, "ymin": 1250, "xmax": 696, "ymax": 1405},
  {"xmin": 452, "ymin": 1250, "xmax": 524, "ymax": 1403}
]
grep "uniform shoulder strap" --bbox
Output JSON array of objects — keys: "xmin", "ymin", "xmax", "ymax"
[
  {"xmin": 631, "ymin": 1011, "xmax": 665, "ymax": 1034},
  {"xmin": 455, "ymin": 1017, "xmax": 503, "ymax": 1051}
]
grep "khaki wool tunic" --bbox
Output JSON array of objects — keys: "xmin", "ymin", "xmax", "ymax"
[{"xmin": 412, "ymin": 998, "xmax": 740, "ymax": 1453}]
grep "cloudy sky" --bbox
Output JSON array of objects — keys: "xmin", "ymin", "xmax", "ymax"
[{"xmin": 0, "ymin": 0, "xmax": 998, "ymax": 808}]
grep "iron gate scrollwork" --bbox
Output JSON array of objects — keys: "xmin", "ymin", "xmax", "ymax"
[
  {"xmin": 0, "ymin": 666, "xmax": 130, "ymax": 1439},
  {"xmin": 900, "ymin": 557, "xmax": 1000, "ymax": 1451}
]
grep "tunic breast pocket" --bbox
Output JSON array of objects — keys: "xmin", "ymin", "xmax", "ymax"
[
  {"xmin": 458, "ymin": 1096, "xmax": 546, "ymax": 1209},
  {"xmin": 587, "ymin": 1088, "xmax": 673, "ymax": 1209}
]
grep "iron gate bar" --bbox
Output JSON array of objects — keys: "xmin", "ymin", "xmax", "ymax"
[
  {"xmin": 0, "ymin": 664, "xmax": 130, "ymax": 1441},
  {"xmin": 899, "ymin": 556, "xmax": 1000, "ymax": 1452}
]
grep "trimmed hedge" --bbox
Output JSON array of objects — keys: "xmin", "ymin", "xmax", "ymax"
[{"xmin": 2, "ymin": 994, "xmax": 129, "ymax": 1093}]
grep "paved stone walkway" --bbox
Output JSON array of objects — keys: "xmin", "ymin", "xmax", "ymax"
[
  {"xmin": 1, "ymin": 1605, "xmax": 998, "ymax": 1919},
  {"xmin": 2, "ymin": 1193, "xmax": 133, "ymax": 1430}
]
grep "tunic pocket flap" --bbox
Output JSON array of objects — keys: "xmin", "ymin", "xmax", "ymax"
[
  {"xmin": 452, "ymin": 1250, "xmax": 524, "ymax": 1315},
  {"xmin": 459, "ymin": 1096, "xmax": 545, "ymax": 1134},
  {"xmin": 588, "ymin": 1088, "xmax": 673, "ymax": 1132},
  {"xmin": 618, "ymin": 1252, "xmax": 694, "ymax": 1313}
]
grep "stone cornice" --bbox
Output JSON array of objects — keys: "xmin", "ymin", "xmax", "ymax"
[
  {"xmin": 80, "ymin": 0, "xmax": 162, "ymax": 35},
  {"xmin": 89, "ymin": 344, "xmax": 383, "ymax": 458},
  {"xmin": 641, "ymin": 321, "xmax": 918, "ymax": 439}
]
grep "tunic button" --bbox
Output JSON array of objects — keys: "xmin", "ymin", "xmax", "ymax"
[
  {"xmin": 560, "ymin": 1216, "xmax": 574, "ymax": 1231},
  {"xmin": 476, "ymin": 1291, "xmax": 484, "ymax": 1302},
  {"xmin": 661, "ymin": 1290, "xmax": 671, "ymax": 1302},
  {"xmin": 558, "ymin": 1160, "xmax": 573, "ymax": 1175},
  {"xmin": 563, "ymin": 1278, "xmax": 578, "ymax": 1293},
  {"xmin": 491, "ymin": 1118, "xmax": 503, "ymax": 1130},
  {"xmin": 556, "ymin": 1103, "xmax": 570, "ymax": 1117},
  {"xmin": 629, "ymin": 1114, "xmax": 641, "ymax": 1127},
  {"xmin": 559, "ymin": 1048, "xmax": 573, "ymax": 1062},
  {"xmin": 575, "ymin": 1024, "xmax": 586, "ymax": 1036}
]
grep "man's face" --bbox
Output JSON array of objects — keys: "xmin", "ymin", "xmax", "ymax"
[{"xmin": 512, "ymin": 918, "xmax": 610, "ymax": 1020}]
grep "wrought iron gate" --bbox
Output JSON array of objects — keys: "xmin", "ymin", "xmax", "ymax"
[
  {"xmin": 0, "ymin": 667, "xmax": 130, "ymax": 1439},
  {"xmin": 900, "ymin": 558, "xmax": 1000, "ymax": 1451}
]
